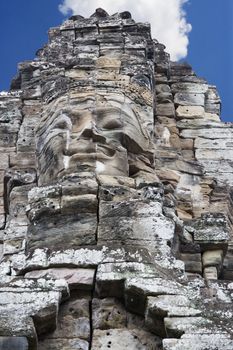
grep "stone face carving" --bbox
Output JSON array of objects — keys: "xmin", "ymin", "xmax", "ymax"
[
  {"xmin": 0, "ymin": 8, "xmax": 233, "ymax": 350},
  {"xmin": 35, "ymin": 65, "xmax": 155, "ymax": 186}
]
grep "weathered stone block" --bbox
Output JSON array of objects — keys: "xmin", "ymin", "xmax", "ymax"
[
  {"xmin": 92, "ymin": 329, "xmax": 161, "ymax": 350},
  {"xmin": 28, "ymin": 213, "xmax": 97, "ymax": 251},
  {"xmin": 196, "ymin": 148, "xmax": 233, "ymax": 161},
  {"xmin": 97, "ymin": 175, "xmax": 135, "ymax": 188},
  {"xmin": 176, "ymin": 105, "xmax": 204, "ymax": 119},
  {"xmin": 195, "ymin": 137, "xmax": 233, "ymax": 150},
  {"xmin": 38, "ymin": 338, "xmax": 89, "ymax": 350},
  {"xmin": 25, "ymin": 268, "xmax": 95, "ymax": 290},
  {"xmin": 156, "ymin": 102, "xmax": 175, "ymax": 117},
  {"xmin": 171, "ymin": 83, "xmax": 208, "ymax": 94},
  {"xmin": 147, "ymin": 295, "xmax": 201, "ymax": 318},
  {"xmin": 125, "ymin": 277, "xmax": 183, "ymax": 316},
  {"xmin": 9, "ymin": 153, "xmax": 36, "ymax": 168},
  {"xmin": 134, "ymin": 171, "xmax": 161, "ymax": 189},
  {"xmin": 61, "ymin": 175, "xmax": 98, "ymax": 196},
  {"xmin": 180, "ymin": 253, "xmax": 202, "ymax": 274},
  {"xmin": 0, "ymin": 183, "xmax": 4, "ymax": 198},
  {"xmin": 191, "ymin": 214, "xmax": 229, "ymax": 249},
  {"xmin": 48, "ymin": 299, "xmax": 90, "ymax": 340},
  {"xmin": 0, "ymin": 337, "xmax": 28, "ymax": 350},
  {"xmin": 156, "ymin": 84, "xmax": 171, "ymax": 94},
  {"xmin": 163, "ymin": 335, "xmax": 233, "ymax": 350},
  {"xmin": 0, "ymin": 154, "xmax": 9, "ymax": 170},
  {"xmin": 98, "ymin": 213, "xmax": 174, "ymax": 245},
  {"xmin": 164, "ymin": 316, "xmax": 212, "ymax": 338},
  {"xmin": 202, "ymin": 250, "xmax": 223, "ymax": 268},
  {"xmin": 92, "ymin": 298, "xmax": 127, "ymax": 329},
  {"xmin": 203, "ymin": 266, "xmax": 218, "ymax": 280},
  {"xmin": 174, "ymin": 93, "xmax": 205, "ymax": 106},
  {"xmin": 61, "ymin": 194, "xmax": 97, "ymax": 214}
]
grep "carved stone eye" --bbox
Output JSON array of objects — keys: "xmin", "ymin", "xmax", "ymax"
[{"xmin": 102, "ymin": 119, "xmax": 122, "ymax": 130}]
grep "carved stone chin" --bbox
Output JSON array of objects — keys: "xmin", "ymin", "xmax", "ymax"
[{"xmin": 0, "ymin": 8, "xmax": 233, "ymax": 350}]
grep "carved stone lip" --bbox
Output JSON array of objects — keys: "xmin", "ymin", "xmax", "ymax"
[{"xmin": 67, "ymin": 152, "xmax": 116, "ymax": 161}]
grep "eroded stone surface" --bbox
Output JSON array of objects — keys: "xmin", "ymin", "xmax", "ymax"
[
  {"xmin": 92, "ymin": 328, "xmax": 162, "ymax": 350},
  {"xmin": 25, "ymin": 268, "xmax": 95, "ymax": 290},
  {"xmin": 0, "ymin": 337, "xmax": 28, "ymax": 350},
  {"xmin": 0, "ymin": 8, "xmax": 232, "ymax": 350}
]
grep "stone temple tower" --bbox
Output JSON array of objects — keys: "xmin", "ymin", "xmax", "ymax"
[{"xmin": 0, "ymin": 8, "xmax": 233, "ymax": 350}]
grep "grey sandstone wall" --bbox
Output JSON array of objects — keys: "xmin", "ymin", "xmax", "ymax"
[{"xmin": 0, "ymin": 8, "xmax": 233, "ymax": 350}]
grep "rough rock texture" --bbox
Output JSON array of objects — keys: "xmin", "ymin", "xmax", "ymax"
[{"xmin": 0, "ymin": 8, "xmax": 233, "ymax": 350}]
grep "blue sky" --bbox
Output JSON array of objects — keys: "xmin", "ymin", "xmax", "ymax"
[
  {"xmin": 185, "ymin": 0, "xmax": 233, "ymax": 122},
  {"xmin": 0, "ymin": 0, "xmax": 232, "ymax": 121}
]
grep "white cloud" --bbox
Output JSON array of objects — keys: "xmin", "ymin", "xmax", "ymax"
[{"xmin": 58, "ymin": 0, "xmax": 191, "ymax": 61}]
